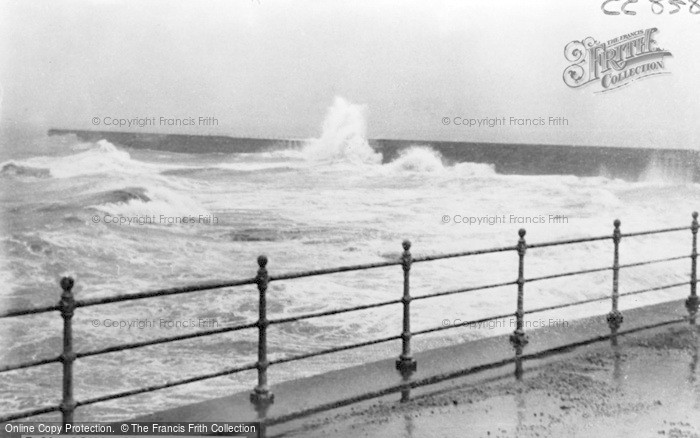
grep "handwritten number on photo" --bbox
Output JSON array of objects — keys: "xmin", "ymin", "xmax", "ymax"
[
  {"xmin": 691, "ymin": 0, "xmax": 700, "ymax": 13},
  {"xmin": 622, "ymin": 0, "xmax": 638, "ymax": 14},
  {"xmin": 604, "ymin": 0, "xmax": 699, "ymax": 13},
  {"xmin": 668, "ymin": 0, "xmax": 685, "ymax": 13},
  {"xmin": 602, "ymin": 0, "xmax": 621, "ymax": 14},
  {"xmin": 649, "ymin": 0, "xmax": 665, "ymax": 14}
]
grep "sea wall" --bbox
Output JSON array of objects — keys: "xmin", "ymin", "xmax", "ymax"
[
  {"xmin": 373, "ymin": 139, "xmax": 700, "ymax": 182},
  {"xmin": 48, "ymin": 129, "xmax": 699, "ymax": 182},
  {"xmin": 47, "ymin": 129, "xmax": 303, "ymax": 154}
]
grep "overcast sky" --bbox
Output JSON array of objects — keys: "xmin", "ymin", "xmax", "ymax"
[{"xmin": 0, "ymin": 0, "xmax": 698, "ymax": 149}]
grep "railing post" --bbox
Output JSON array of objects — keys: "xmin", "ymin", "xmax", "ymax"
[
  {"xmin": 250, "ymin": 256, "xmax": 274, "ymax": 429},
  {"xmin": 396, "ymin": 240, "xmax": 417, "ymax": 402},
  {"xmin": 686, "ymin": 212, "xmax": 698, "ymax": 325},
  {"xmin": 59, "ymin": 277, "xmax": 76, "ymax": 426},
  {"xmin": 607, "ymin": 220, "xmax": 624, "ymax": 341},
  {"xmin": 509, "ymin": 229, "xmax": 528, "ymax": 380},
  {"xmin": 609, "ymin": 221, "xmax": 624, "ymax": 382}
]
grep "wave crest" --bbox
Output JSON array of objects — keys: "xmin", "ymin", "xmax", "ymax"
[
  {"xmin": 388, "ymin": 146, "xmax": 446, "ymax": 172},
  {"xmin": 387, "ymin": 145, "xmax": 496, "ymax": 176},
  {"xmin": 2, "ymin": 140, "xmax": 140, "ymax": 179},
  {"xmin": 301, "ymin": 97, "xmax": 382, "ymax": 165},
  {"xmin": 90, "ymin": 184, "xmax": 209, "ymax": 220},
  {"xmin": 1, "ymin": 162, "xmax": 51, "ymax": 179}
]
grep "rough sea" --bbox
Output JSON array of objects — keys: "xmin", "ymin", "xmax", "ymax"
[{"xmin": 1, "ymin": 98, "xmax": 697, "ymax": 420}]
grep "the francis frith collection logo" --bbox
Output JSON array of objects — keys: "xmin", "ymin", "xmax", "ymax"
[{"xmin": 563, "ymin": 28, "xmax": 672, "ymax": 93}]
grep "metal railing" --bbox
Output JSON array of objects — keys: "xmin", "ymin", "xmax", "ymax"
[{"xmin": 1, "ymin": 212, "xmax": 698, "ymax": 432}]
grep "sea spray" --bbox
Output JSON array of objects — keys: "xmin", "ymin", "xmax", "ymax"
[
  {"xmin": 302, "ymin": 97, "xmax": 382, "ymax": 165},
  {"xmin": 389, "ymin": 146, "xmax": 446, "ymax": 172}
]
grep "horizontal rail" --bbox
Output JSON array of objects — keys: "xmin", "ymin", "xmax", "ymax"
[
  {"xmin": 0, "ymin": 404, "xmax": 60, "ymax": 423},
  {"xmin": 2, "ymin": 253, "xmax": 684, "ymax": 321},
  {"xmin": 0, "ymin": 355, "xmax": 61, "ymax": 374},
  {"xmin": 525, "ymin": 254, "xmax": 688, "ymax": 284},
  {"xmin": 75, "ymin": 322, "xmax": 258, "ymax": 360},
  {"xmin": 619, "ymin": 281, "xmax": 689, "ymax": 298},
  {"xmin": 268, "ymin": 334, "xmax": 402, "ymax": 366},
  {"xmin": 525, "ymin": 266, "xmax": 611, "ymax": 283},
  {"xmin": 524, "ymin": 294, "xmax": 613, "ymax": 315},
  {"xmin": 268, "ymin": 299, "xmax": 402, "ymax": 325},
  {"xmin": 0, "ymin": 226, "xmax": 691, "ymax": 319},
  {"xmin": 0, "ymin": 304, "xmax": 60, "ymax": 319},
  {"xmin": 75, "ymin": 278, "xmax": 258, "ymax": 308},
  {"xmin": 268, "ymin": 260, "xmax": 401, "ymax": 282},
  {"xmin": 412, "ymin": 280, "xmax": 518, "ymax": 302},
  {"xmin": 527, "ymin": 234, "xmax": 611, "ymax": 249},
  {"xmin": 412, "ymin": 312, "xmax": 516, "ymax": 337},
  {"xmin": 411, "ymin": 245, "xmax": 518, "ymax": 263},
  {"xmin": 618, "ymin": 254, "xmax": 689, "ymax": 269},
  {"xmin": 75, "ymin": 363, "xmax": 257, "ymax": 408},
  {"xmin": 526, "ymin": 225, "xmax": 690, "ymax": 250},
  {"xmin": 523, "ymin": 281, "xmax": 689, "ymax": 316},
  {"xmin": 621, "ymin": 226, "xmax": 688, "ymax": 238}
]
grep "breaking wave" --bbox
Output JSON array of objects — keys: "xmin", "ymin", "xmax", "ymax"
[
  {"xmin": 301, "ymin": 97, "xmax": 383, "ymax": 165},
  {"xmin": 1, "ymin": 162, "xmax": 51, "ymax": 179},
  {"xmin": 298, "ymin": 96, "xmax": 498, "ymax": 176},
  {"xmin": 387, "ymin": 146, "xmax": 496, "ymax": 176},
  {"xmin": 0, "ymin": 140, "xmax": 151, "ymax": 179}
]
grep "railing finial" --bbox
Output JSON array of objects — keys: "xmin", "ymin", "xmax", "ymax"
[
  {"xmin": 686, "ymin": 212, "xmax": 698, "ymax": 324},
  {"xmin": 59, "ymin": 276, "xmax": 76, "ymax": 426},
  {"xmin": 517, "ymin": 229, "xmax": 527, "ymax": 256},
  {"xmin": 60, "ymin": 277, "xmax": 75, "ymax": 293}
]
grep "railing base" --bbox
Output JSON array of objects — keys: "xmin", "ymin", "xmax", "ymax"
[
  {"xmin": 685, "ymin": 295, "xmax": 698, "ymax": 324},
  {"xmin": 607, "ymin": 310, "xmax": 624, "ymax": 331},
  {"xmin": 395, "ymin": 357, "xmax": 417, "ymax": 375},
  {"xmin": 250, "ymin": 390, "xmax": 275, "ymax": 406},
  {"xmin": 509, "ymin": 329, "xmax": 529, "ymax": 349}
]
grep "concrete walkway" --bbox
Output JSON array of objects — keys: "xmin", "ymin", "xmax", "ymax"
[
  {"xmin": 284, "ymin": 322, "xmax": 700, "ymax": 437},
  {"xmin": 132, "ymin": 299, "xmax": 693, "ymax": 437}
]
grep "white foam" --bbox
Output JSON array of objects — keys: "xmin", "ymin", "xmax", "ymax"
[
  {"xmin": 388, "ymin": 146, "xmax": 446, "ymax": 172},
  {"xmin": 90, "ymin": 181, "xmax": 210, "ymax": 220},
  {"xmin": 301, "ymin": 97, "xmax": 383, "ymax": 165},
  {"xmin": 213, "ymin": 162, "xmax": 301, "ymax": 172},
  {"xmin": 2, "ymin": 140, "xmax": 140, "ymax": 178}
]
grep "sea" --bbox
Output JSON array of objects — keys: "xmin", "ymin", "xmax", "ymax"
[{"xmin": 0, "ymin": 98, "xmax": 697, "ymax": 420}]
